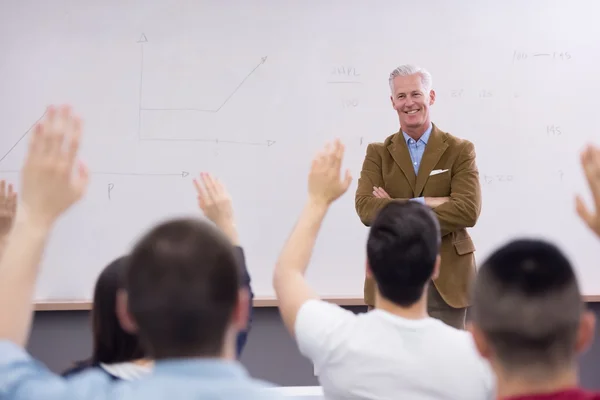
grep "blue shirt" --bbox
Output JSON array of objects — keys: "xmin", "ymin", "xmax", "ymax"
[
  {"xmin": 402, "ymin": 123, "xmax": 433, "ymax": 204},
  {"xmin": 0, "ymin": 340, "xmax": 285, "ymax": 400}
]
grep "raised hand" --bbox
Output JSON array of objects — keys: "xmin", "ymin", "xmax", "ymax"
[
  {"xmin": 20, "ymin": 105, "xmax": 89, "ymax": 228},
  {"xmin": 576, "ymin": 144, "xmax": 600, "ymax": 238},
  {"xmin": 308, "ymin": 139, "xmax": 353, "ymax": 206},
  {"xmin": 193, "ymin": 172, "xmax": 239, "ymax": 245},
  {"xmin": 0, "ymin": 180, "xmax": 17, "ymax": 237}
]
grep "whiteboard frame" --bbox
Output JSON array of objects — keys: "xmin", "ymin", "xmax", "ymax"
[{"xmin": 33, "ymin": 296, "xmax": 600, "ymax": 311}]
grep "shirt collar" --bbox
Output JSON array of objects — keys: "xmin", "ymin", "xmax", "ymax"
[
  {"xmin": 152, "ymin": 358, "xmax": 249, "ymax": 379},
  {"xmin": 402, "ymin": 122, "xmax": 433, "ymax": 144}
]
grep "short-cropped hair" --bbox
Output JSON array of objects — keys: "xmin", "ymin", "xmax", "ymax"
[
  {"xmin": 471, "ymin": 239, "xmax": 582, "ymax": 371},
  {"xmin": 125, "ymin": 218, "xmax": 240, "ymax": 359},
  {"xmin": 367, "ymin": 201, "xmax": 441, "ymax": 307}
]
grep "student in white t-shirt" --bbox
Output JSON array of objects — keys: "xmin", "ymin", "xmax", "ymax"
[{"xmin": 273, "ymin": 139, "xmax": 495, "ymax": 400}]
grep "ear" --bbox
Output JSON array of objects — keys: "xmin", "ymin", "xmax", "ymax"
[
  {"xmin": 429, "ymin": 89, "xmax": 436, "ymax": 105},
  {"xmin": 232, "ymin": 287, "xmax": 250, "ymax": 331},
  {"xmin": 575, "ymin": 310, "xmax": 596, "ymax": 354},
  {"xmin": 366, "ymin": 261, "xmax": 373, "ymax": 279},
  {"xmin": 390, "ymin": 95, "xmax": 395, "ymax": 108},
  {"xmin": 467, "ymin": 322, "xmax": 492, "ymax": 360},
  {"xmin": 115, "ymin": 289, "xmax": 139, "ymax": 334},
  {"xmin": 431, "ymin": 255, "xmax": 441, "ymax": 280}
]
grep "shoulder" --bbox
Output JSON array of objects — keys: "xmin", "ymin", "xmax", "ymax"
[
  {"xmin": 61, "ymin": 361, "xmax": 95, "ymax": 378},
  {"xmin": 297, "ymin": 299, "xmax": 356, "ymax": 326},
  {"xmin": 435, "ymin": 125, "xmax": 476, "ymax": 155},
  {"xmin": 363, "ymin": 132, "xmax": 401, "ymax": 158},
  {"xmin": 434, "ymin": 324, "xmax": 495, "ymax": 383}
]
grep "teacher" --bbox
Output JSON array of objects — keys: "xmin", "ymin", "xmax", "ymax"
[{"xmin": 355, "ymin": 64, "xmax": 482, "ymax": 330}]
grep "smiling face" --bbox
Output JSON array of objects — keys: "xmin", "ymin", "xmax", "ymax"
[{"xmin": 390, "ymin": 73, "xmax": 435, "ymax": 137}]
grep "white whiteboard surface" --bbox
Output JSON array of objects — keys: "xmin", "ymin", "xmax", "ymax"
[{"xmin": 1, "ymin": 0, "xmax": 600, "ymax": 303}]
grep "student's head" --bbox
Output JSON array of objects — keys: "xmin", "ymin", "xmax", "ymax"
[
  {"xmin": 469, "ymin": 239, "xmax": 595, "ymax": 380},
  {"xmin": 366, "ymin": 201, "xmax": 441, "ymax": 307},
  {"xmin": 90, "ymin": 256, "xmax": 145, "ymax": 364},
  {"xmin": 116, "ymin": 218, "xmax": 249, "ymax": 360}
]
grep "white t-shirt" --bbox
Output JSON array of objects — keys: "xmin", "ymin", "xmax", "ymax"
[{"xmin": 295, "ymin": 300, "xmax": 496, "ymax": 400}]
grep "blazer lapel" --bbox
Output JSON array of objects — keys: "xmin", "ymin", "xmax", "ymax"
[
  {"xmin": 414, "ymin": 126, "xmax": 449, "ymax": 196},
  {"xmin": 387, "ymin": 133, "xmax": 416, "ymax": 192}
]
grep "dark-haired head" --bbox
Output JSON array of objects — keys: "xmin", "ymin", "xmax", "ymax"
[
  {"xmin": 115, "ymin": 218, "xmax": 249, "ymax": 360},
  {"xmin": 366, "ymin": 201, "xmax": 441, "ymax": 307},
  {"xmin": 90, "ymin": 256, "xmax": 145, "ymax": 364},
  {"xmin": 470, "ymin": 239, "xmax": 595, "ymax": 379},
  {"xmin": 62, "ymin": 256, "xmax": 145, "ymax": 376}
]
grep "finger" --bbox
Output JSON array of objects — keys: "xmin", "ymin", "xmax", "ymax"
[
  {"xmin": 7, "ymin": 185, "xmax": 17, "ymax": 214},
  {"xmin": 0, "ymin": 180, "xmax": 5, "ymax": 199},
  {"xmin": 193, "ymin": 177, "xmax": 209, "ymax": 202},
  {"xmin": 323, "ymin": 142, "xmax": 336, "ymax": 169},
  {"xmin": 65, "ymin": 116, "xmax": 82, "ymax": 170},
  {"xmin": 589, "ymin": 148, "xmax": 600, "ymax": 204},
  {"xmin": 28, "ymin": 123, "xmax": 45, "ymax": 158},
  {"xmin": 43, "ymin": 105, "xmax": 63, "ymax": 156},
  {"xmin": 581, "ymin": 146, "xmax": 600, "ymax": 208},
  {"xmin": 334, "ymin": 139, "xmax": 345, "ymax": 169},
  {"xmin": 52, "ymin": 106, "xmax": 74, "ymax": 157},
  {"xmin": 313, "ymin": 150, "xmax": 326, "ymax": 169},
  {"xmin": 331, "ymin": 139, "xmax": 344, "ymax": 174},
  {"xmin": 197, "ymin": 195, "xmax": 207, "ymax": 211},
  {"xmin": 331, "ymin": 140, "xmax": 343, "ymax": 169},
  {"xmin": 213, "ymin": 177, "xmax": 227, "ymax": 198},
  {"xmin": 202, "ymin": 173, "xmax": 218, "ymax": 199},
  {"xmin": 200, "ymin": 173, "xmax": 216, "ymax": 203},
  {"xmin": 343, "ymin": 169, "xmax": 353, "ymax": 190},
  {"xmin": 576, "ymin": 195, "xmax": 595, "ymax": 228},
  {"xmin": 73, "ymin": 161, "xmax": 90, "ymax": 199}
]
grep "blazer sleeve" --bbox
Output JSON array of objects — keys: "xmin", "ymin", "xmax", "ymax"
[
  {"xmin": 355, "ymin": 143, "xmax": 410, "ymax": 226},
  {"xmin": 433, "ymin": 141, "xmax": 482, "ymax": 237}
]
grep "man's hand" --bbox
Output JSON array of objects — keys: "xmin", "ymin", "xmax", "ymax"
[
  {"xmin": 372, "ymin": 187, "xmax": 391, "ymax": 199},
  {"xmin": 274, "ymin": 139, "xmax": 352, "ymax": 337},
  {"xmin": 193, "ymin": 172, "xmax": 239, "ymax": 245},
  {"xmin": 20, "ymin": 105, "xmax": 89, "ymax": 229},
  {"xmin": 425, "ymin": 197, "xmax": 450, "ymax": 208},
  {"xmin": 576, "ymin": 144, "xmax": 600, "ymax": 238},
  {"xmin": 0, "ymin": 104, "xmax": 88, "ymax": 347},
  {"xmin": 0, "ymin": 180, "xmax": 17, "ymax": 238},
  {"xmin": 373, "ymin": 187, "xmax": 449, "ymax": 209},
  {"xmin": 308, "ymin": 139, "xmax": 353, "ymax": 207}
]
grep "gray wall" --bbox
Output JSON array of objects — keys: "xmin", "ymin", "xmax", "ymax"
[{"xmin": 27, "ymin": 304, "xmax": 600, "ymax": 388}]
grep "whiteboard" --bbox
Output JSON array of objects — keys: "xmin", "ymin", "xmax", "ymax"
[{"xmin": 1, "ymin": 0, "xmax": 600, "ymax": 303}]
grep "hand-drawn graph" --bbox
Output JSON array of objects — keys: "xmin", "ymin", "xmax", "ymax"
[
  {"xmin": 136, "ymin": 34, "xmax": 276, "ymax": 147},
  {"xmin": 0, "ymin": 33, "xmax": 276, "ymax": 175}
]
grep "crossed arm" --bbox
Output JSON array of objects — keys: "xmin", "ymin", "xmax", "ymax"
[{"xmin": 355, "ymin": 142, "xmax": 481, "ymax": 237}]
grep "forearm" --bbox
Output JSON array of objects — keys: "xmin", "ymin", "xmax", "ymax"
[
  {"xmin": 275, "ymin": 200, "xmax": 328, "ymax": 281},
  {"xmin": 355, "ymin": 195, "xmax": 411, "ymax": 226},
  {"xmin": 0, "ymin": 216, "xmax": 51, "ymax": 346},
  {"xmin": 273, "ymin": 199, "xmax": 326, "ymax": 335},
  {"xmin": 433, "ymin": 197, "xmax": 480, "ymax": 237}
]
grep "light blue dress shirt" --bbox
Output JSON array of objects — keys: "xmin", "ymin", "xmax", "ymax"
[
  {"xmin": 402, "ymin": 123, "xmax": 433, "ymax": 204},
  {"xmin": 0, "ymin": 341, "xmax": 285, "ymax": 400}
]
